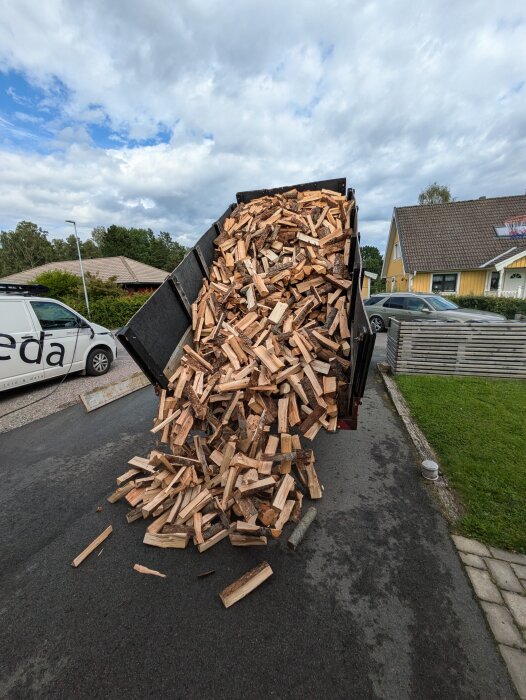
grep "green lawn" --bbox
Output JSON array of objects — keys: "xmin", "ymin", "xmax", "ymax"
[{"xmin": 395, "ymin": 375, "xmax": 526, "ymax": 553}]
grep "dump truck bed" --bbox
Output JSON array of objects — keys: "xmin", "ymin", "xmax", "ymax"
[{"xmin": 117, "ymin": 178, "xmax": 374, "ymax": 428}]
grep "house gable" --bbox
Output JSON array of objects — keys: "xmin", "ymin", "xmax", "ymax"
[{"xmin": 381, "ymin": 217, "xmax": 406, "ymax": 279}]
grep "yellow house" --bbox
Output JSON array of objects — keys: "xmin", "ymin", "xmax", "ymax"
[{"xmin": 382, "ymin": 195, "xmax": 526, "ymax": 298}]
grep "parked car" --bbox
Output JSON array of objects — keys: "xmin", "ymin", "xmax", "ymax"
[
  {"xmin": 364, "ymin": 292, "xmax": 506, "ymax": 332},
  {"xmin": 0, "ymin": 286, "xmax": 117, "ymax": 391}
]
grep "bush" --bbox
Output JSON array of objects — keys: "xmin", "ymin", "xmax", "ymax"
[
  {"xmin": 449, "ymin": 295, "xmax": 526, "ymax": 319},
  {"xmin": 32, "ymin": 268, "xmax": 151, "ymax": 328},
  {"xmin": 33, "ymin": 269, "xmax": 82, "ymax": 301},
  {"xmin": 66, "ymin": 293, "xmax": 151, "ymax": 329}
]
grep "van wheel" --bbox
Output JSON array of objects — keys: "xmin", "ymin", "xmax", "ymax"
[
  {"xmin": 86, "ymin": 348, "xmax": 112, "ymax": 376},
  {"xmin": 369, "ymin": 315, "xmax": 385, "ymax": 333}
]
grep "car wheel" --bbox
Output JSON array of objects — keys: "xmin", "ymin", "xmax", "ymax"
[
  {"xmin": 369, "ymin": 315, "xmax": 385, "ymax": 333},
  {"xmin": 86, "ymin": 348, "xmax": 112, "ymax": 376}
]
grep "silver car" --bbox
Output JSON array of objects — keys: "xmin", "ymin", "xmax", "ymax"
[{"xmin": 364, "ymin": 292, "xmax": 506, "ymax": 332}]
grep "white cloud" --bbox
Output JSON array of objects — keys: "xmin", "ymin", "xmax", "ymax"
[{"xmin": 0, "ymin": 0, "xmax": 525, "ymax": 257}]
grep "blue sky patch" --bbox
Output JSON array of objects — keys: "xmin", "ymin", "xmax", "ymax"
[{"xmin": 0, "ymin": 69, "xmax": 172, "ymax": 152}]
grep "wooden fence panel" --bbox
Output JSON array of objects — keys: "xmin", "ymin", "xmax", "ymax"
[{"xmin": 387, "ymin": 321, "xmax": 526, "ymax": 378}]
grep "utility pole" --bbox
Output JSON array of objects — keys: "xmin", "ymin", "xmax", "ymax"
[{"xmin": 65, "ymin": 219, "xmax": 91, "ymax": 319}]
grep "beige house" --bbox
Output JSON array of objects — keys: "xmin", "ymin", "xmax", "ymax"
[
  {"xmin": 0, "ymin": 256, "xmax": 168, "ymax": 292},
  {"xmin": 382, "ymin": 195, "xmax": 526, "ymax": 298}
]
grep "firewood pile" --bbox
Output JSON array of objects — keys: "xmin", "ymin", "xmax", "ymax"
[{"xmin": 110, "ymin": 188, "xmax": 354, "ymax": 552}]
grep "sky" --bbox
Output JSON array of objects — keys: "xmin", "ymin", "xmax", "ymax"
[{"xmin": 0, "ymin": 0, "xmax": 525, "ymax": 254}]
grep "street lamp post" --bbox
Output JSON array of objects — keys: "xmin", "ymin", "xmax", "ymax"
[{"xmin": 65, "ymin": 219, "xmax": 91, "ymax": 319}]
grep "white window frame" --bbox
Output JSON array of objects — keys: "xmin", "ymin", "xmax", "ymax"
[
  {"xmin": 484, "ymin": 269, "xmax": 501, "ymax": 293},
  {"xmin": 429, "ymin": 272, "xmax": 460, "ymax": 295},
  {"xmin": 394, "ymin": 242, "xmax": 401, "ymax": 260}
]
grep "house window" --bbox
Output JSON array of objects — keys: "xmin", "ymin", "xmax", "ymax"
[
  {"xmin": 490, "ymin": 271, "xmax": 500, "ymax": 291},
  {"xmin": 432, "ymin": 273, "xmax": 458, "ymax": 293},
  {"xmin": 394, "ymin": 242, "xmax": 401, "ymax": 259}
]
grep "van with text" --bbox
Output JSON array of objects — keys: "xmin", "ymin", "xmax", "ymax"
[{"xmin": 0, "ymin": 284, "xmax": 117, "ymax": 392}]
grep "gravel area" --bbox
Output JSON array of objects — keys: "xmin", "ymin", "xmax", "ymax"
[{"xmin": 0, "ymin": 349, "xmax": 145, "ymax": 434}]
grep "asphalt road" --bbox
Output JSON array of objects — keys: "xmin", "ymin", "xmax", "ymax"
[{"xmin": 0, "ymin": 342, "xmax": 515, "ymax": 699}]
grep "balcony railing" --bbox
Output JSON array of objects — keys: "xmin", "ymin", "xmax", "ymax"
[{"xmin": 484, "ymin": 288, "xmax": 526, "ymax": 299}]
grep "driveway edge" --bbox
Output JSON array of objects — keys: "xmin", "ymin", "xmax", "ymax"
[
  {"xmin": 377, "ymin": 363, "xmax": 463, "ymax": 523},
  {"xmin": 378, "ymin": 363, "xmax": 526, "ymax": 699}
]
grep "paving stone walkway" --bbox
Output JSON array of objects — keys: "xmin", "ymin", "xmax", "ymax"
[{"xmin": 453, "ymin": 535, "xmax": 526, "ymax": 698}]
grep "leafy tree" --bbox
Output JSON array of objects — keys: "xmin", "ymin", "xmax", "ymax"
[
  {"xmin": 81, "ymin": 239, "xmax": 101, "ymax": 258},
  {"xmin": 51, "ymin": 235, "xmax": 101, "ymax": 261},
  {"xmin": 98, "ymin": 225, "xmax": 152, "ymax": 262},
  {"xmin": 90, "ymin": 226, "xmax": 106, "ymax": 245},
  {"xmin": 361, "ymin": 246, "xmax": 383, "ymax": 276},
  {"xmin": 418, "ymin": 183, "xmax": 453, "ymax": 205},
  {"xmin": 96, "ymin": 225, "xmax": 187, "ymax": 272},
  {"xmin": 0, "ymin": 221, "xmax": 53, "ymax": 276},
  {"xmin": 361, "ymin": 245, "xmax": 385, "ymax": 293}
]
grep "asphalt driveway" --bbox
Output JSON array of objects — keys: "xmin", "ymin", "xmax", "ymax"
[{"xmin": 0, "ymin": 347, "xmax": 515, "ymax": 699}]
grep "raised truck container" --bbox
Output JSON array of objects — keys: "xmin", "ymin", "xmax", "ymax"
[{"xmin": 117, "ymin": 178, "xmax": 375, "ymax": 428}]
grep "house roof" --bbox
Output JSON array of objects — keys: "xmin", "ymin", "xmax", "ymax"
[
  {"xmin": 394, "ymin": 195, "xmax": 526, "ymax": 272},
  {"xmin": 0, "ymin": 256, "xmax": 168, "ymax": 285}
]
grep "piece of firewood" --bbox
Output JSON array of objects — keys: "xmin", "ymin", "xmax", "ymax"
[
  {"xmin": 71, "ymin": 525, "xmax": 113, "ymax": 567},
  {"xmin": 229, "ymin": 533, "xmax": 268, "ymax": 546},
  {"xmin": 277, "ymin": 396, "xmax": 290, "ymax": 433},
  {"xmin": 272, "ymin": 474, "xmax": 295, "ymax": 511},
  {"xmin": 274, "ymin": 499, "xmax": 295, "ymax": 530},
  {"xmin": 219, "ymin": 561, "xmax": 273, "ymax": 608},
  {"xmin": 287, "ymin": 506, "xmax": 317, "ymax": 550},
  {"xmin": 197, "ymin": 527, "xmax": 229, "ymax": 552},
  {"xmin": 234, "ymin": 477, "xmax": 276, "ymax": 499},
  {"xmin": 143, "ymin": 532, "xmax": 190, "ymax": 549},
  {"xmin": 133, "ymin": 563, "xmax": 167, "ymax": 578}
]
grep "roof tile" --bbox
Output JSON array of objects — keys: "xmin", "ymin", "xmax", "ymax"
[
  {"xmin": 395, "ymin": 195, "xmax": 526, "ymax": 271},
  {"xmin": 0, "ymin": 256, "xmax": 168, "ymax": 285}
]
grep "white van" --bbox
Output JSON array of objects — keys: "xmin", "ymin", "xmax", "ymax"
[{"xmin": 0, "ymin": 288, "xmax": 117, "ymax": 392}]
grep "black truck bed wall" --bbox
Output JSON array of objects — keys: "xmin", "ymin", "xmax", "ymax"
[{"xmin": 117, "ymin": 178, "xmax": 375, "ymax": 427}]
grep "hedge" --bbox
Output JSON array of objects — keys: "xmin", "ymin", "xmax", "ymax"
[
  {"xmin": 449, "ymin": 295, "xmax": 526, "ymax": 320},
  {"xmin": 63, "ymin": 293, "xmax": 151, "ymax": 329}
]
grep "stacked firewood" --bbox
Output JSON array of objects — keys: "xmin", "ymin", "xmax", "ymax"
[{"xmin": 110, "ymin": 188, "xmax": 353, "ymax": 551}]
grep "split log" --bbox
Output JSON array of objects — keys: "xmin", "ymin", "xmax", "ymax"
[{"xmin": 219, "ymin": 561, "xmax": 274, "ymax": 608}]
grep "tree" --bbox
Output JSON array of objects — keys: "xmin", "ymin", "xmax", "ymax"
[
  {"xmin": 361, "ymin": 245, "xmax": 385, "ymax": 293},
  {"xmin": 81, "ymin": 239, "xmax": 101, "ymax": 259},
  {"xmin": 0, "ymin": 221, "xmax": 54, "ymax": 276},
  {"xmin": 90, "ymin": 226, "xmax": 106, "ymax": 245},
  {"xmin": 361, "ymin": 246, "xmax": 383, "ymax": 276},
  {"xmin": 95, "ymin": 225, "xmax": 187, "ymax": 272},
  {"xmin": 51, "ymin": 234, "xmax": 101, "ymax": 261},
  {"xmin": 418, "ymin": 183, "xmax": 452, "ymax": 205}
]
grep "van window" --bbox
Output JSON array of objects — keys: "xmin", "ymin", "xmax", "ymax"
[
  {"xmin": 30, "ymin": 301, "xmax": 79, "ymax": 330},
  {"xmin": 0, "ymin": 300, "xmax": 33, "ymax": 332}
]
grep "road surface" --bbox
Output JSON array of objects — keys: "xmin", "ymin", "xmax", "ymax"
[{"xmin": 0, "ymin": 346, "xmax": 514, "ymax": 699}]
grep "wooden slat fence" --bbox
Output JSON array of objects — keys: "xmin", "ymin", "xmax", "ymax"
[{"xmin": 387, "ymin": 320, "xmax": 526, "ymax": 378}]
